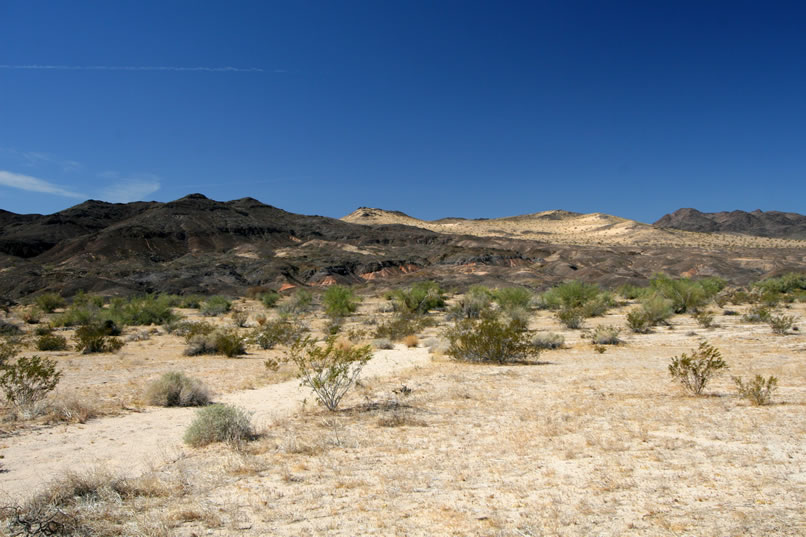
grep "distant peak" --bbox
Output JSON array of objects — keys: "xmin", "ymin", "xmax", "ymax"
[{"xmin": 182, "ymin": 193, "xmax": 209, "ymax": 200}]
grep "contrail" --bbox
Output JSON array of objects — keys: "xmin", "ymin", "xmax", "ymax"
[{"xmin": 0, "ymin": 64, "xmax": 269, "ymax": 73}]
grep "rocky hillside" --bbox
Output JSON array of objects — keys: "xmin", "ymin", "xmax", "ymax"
[
  {"xmin": 654, "ymin": 208, "xmax": 806, "ymax": 240},
  {"xmin": 1, "ymin": 196, "xmax": 804, "ymax": 300}
]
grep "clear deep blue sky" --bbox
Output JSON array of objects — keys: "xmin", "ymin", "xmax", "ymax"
[{"xmin": 1, "ymin": 1, "xmax": 805, "ymax": 223}]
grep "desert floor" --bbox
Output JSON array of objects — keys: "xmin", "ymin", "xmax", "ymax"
[{"xmin": 1, "ymin": 300, "xmax": 804, "ymax": 536}]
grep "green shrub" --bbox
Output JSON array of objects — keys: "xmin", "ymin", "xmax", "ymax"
[
  {"xmin": 0, "ymin": 320, "xmax": 23, "ymax": 336},
  {"xmin": 580, "ymin": 293, "xmax": 614, "ymax": 317},
  {"xmin": 693, "ymin": 310, "xmax": 716, "ymax": 329},
  {"xmin": 541, "ymin": 281, "xmax": 602, "ymax": 310},
  {"xmin": 35, "ymin": 293, "xmax": 66, "ymax": 313},
  {"xmin": 649, "ymin": 274, "xmax": 719, "ymax": 313},
  {"xmin": 668, "ymin": 341, "xmax": 728, "ymax": 395},
  {"xmin": 616, "ymin": 284, "xmax": 651, "ymax": 300},
  {"xmin": 0, "ymin": 339, "xmax": 20, "ymax": 367},
  {"xmin": 168, "ymin": 320, "xmax": 215, "ymax": 341},
  {"xmin": 259, "ymin": 291, "xmax": 281, "ymax": 309},
  {"xmin": 555, "ymin": 307, "xmax": 584, "ymax": 329},
  {"xmin": 374, "ymin": 314, "xmax": 434, "ymax": 341},
  {"xmin": 184, "ymin": 404, "xmax": 254, "ymax": 447},
  {"xmin": 106, "ymin": 294, "xmax": 178, "ymax": 326},
  {"xmin": 71, "ymin": 290, "xmax": 104, "ymax": 307},
  {"xmin": 289, "ymin": 336, "xmax": 373, "ymax": 411},
  {"xmin": 753, "ymin": 273, "xmax": 806, "ymax": 296},
  {"xmin": 493, "ymin": 287, "xmax": 533, "ymax": 312},
  {"xmin": 201, "ymin": 296, "xmax": 232, "ymax": 316},
  {"xmin": 733, "ymin": 375, "xmax": 778, "ymax": 406},
  {"xmin": 146, "ymin": 372, "xmax": 210, "ymax": 407},
  {"xmin": 251, "ymin": 319, "xmax": 306, "ymax": 349},
  {"xmin": 323, "ymin": 285, "xmax": 359, "ymax": 318},
  {"xmin": 532, "ymin": 332, "xmax": 565, "ymax": 350},
  {"xmin": 449, "ymin": 286, "xmax": 492, "ymax": 320},
  {"xmin": 0, "ymin": 355, "xmax": 62, "ymax": 411},
  {"xmin": 184, "ymin": 329, "xmax": 245, "ymax": 357},
  {"xmin": 391, "ymin": 281, "xmax": 446, "ymax": 315},
  {"xmin": 277, "ymin": 289, "xmax": 313, "ymax": 315},
  {"xmin": 446, "ymin": 316, "xmax": 539, "ymax": 364},
  {"xmin": 73, "ymin": 323, "xmax": 124, "ymax": 354},
  {"xmin": 36, "ymin": 334, "xmax": 69, "ymax": 351},
  {"xmin": 743, "ymin": 305, "xmax": 771, "ymax": 323},
  {"xmin": 52, "ymin": 304, "xmax": 101, "ymax": 327},
  {"xmin": 590, "ymin": 325, "xmax": 622, "ymax": 345},
  {"xmin": 626, "ymin": 310, "xmax": 652, "ymax": 333},
  {"xmin": 640, "ymin": 294, "xmax": 675, "ymax": 325},
  {"xmin": 768, "ymin": 313, "xmax": 796, "ymax": 335}
]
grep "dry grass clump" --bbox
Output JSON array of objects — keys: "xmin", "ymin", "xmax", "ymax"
[
  {"xmin": 532, "ymin": 332, "xmax": 565, "ymax": 350},
  {"xmin": 184, "ymin": 329, "xmax": 245, "ymax": 358},
  {"xmin": 733, "ymin": 374, "xmax": 778, "ymax": 405},
  {"xmin": 146, "ymin": 371, "xmax": 211, "ymax": 407},
  {"xmin": 184, "ymin": 404, "xmax": 255, "ymax": 447},
  {"xmin": 590, "ymin": 324, "xmax": 622, "ymax": 345},
  {"xmin": 403, "ymin": 334, "xmax": 419, "ymax": 348}
]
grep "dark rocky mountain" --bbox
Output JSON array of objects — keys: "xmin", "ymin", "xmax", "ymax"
[
  {"xmin": 654, "ymin": 208, "xmax": 806, "ymax": 239},
  {"xmin": 0, "ymin": 195, "xmax": 804, "ymax": 301}
]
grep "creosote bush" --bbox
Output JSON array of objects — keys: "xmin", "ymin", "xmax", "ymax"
[
  {"xmin": 446, "ymin": 315, "xmax": 539, "ymax": 364},
  {"xmin": 391, "ymin": 281, "xmax": 446, "ymax": 315},
  {"xmin": 768, "ymin": 313, "xmax": 796, "ymax": 335},
  {"xmin": 374, "ymin": 314, "xmax": 434, "ymax": 341},
  {"xmin": 73, "ymin": 322, "xmax": 124, "ymax": 354},
  {"xmin": 184, "ymin": 329, "xmax": 245, "ymax": 357},
  {"xmin": 626, "ymin": 309, "xmax": 652, "ymax": 333},
  {"xmin": 733, "ymin": 375, "xmax": 778, "ymax": 406},
  {"xmin": 555, "ymin": 307, "xmax": 584, "ymax": 329},
  {"xmin": 251, "ymin": 318, "xmax": 307, "ymax": 349},
  {"xmin": 35, "ymin": 292, "xmax": 66, "ymax": 313},
  {"xmin": 693, "ymin": 310, "xmax": 716, "ymax": 328},
  {"xmin": 0, "ymin": 355, "xmax": 62, "ymax": 413},
  {"xmin": 277, "ymin": 289, "xmax": 313, "ymax": 315},
  {"xmin": 323, "ymin": 285, "xmax": 359, "ymax": 318},
  {"xmin": 184, "ymin": 404, "xmax": 254, "ymax": 447},
  {"xmin": 590, "ymin": 325, "xmax": 622, "ymax": 345},
  {"xmin": 668, "ymin": 341, "xmax": 727, "ymax": 395},
  {"xmin": 649, "ymin": 274, "xmax": 724, "ymax": 314},
  {"xmin": 146, "ymin": 371, "xmax": 210, "ymax": 407},
  {"xmin": 201, "ymin": 295, "xmax": 232, "ymax": 316},
  {"xmin": 36, "ymin": 333, "xmax": 69, "ymax": 351},
  {"xmin": 259, "ymin": 290, "xmax": 281, "ymax": 309},
  {"xmin": 289, "ymin": 336, "xmax": 373, "ymax": 411}
]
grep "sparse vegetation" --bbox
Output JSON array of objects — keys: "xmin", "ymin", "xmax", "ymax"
[
  {"xmin": 277, "ymin": 289, "xmax": 313, "ymax": 315},
  {"xmin": 532, "ymin": 332, "xmax": 565, "ymax": 350},
  {"xmin": 649, "ymin": 274, "xmax": 724, "ymax": 313},
  {"xmin": 733, "ymin": 374, "xmax": 778, "ymax": 406},
  {"xmin": 391, "ymin": 281, "xmax": 446, "ymax": 315},
  {"xmin": 201, "ymin": 295, "xmax": 232, "ymax": 316},
  {"xmin": 626, "ymin": 309, "xmax": 652, "ymax": 333},
  {"xmin": 35, "ymin": 292, "xmax": 66, "ymax": 313},
  {"xmin": 448, "ymin": 286, "xmax": 492, "ymax": 320},
  {"xmin": 590, "ymin": 324, "xmax": 622, "ymax": 345},
  {"xmin": 743, "ymin": 305, "xmax": 771, "ymax": 323},
  {"xmin": 446, "ymin": 316, "xmax": 539, "ymax": 364},
  {"xmin": 184, "ymin": 404, "xmax": 254, "ymax": 447},
  {"xmin": 251, "ymin": 318, "xmax": 307, "ymax": 349},
  {"xmin": 768, "ymin": 313, "xmax": 796, "ymax": 335},
  {"xmin": 555, "ymin": 307, "xmax": 584, "ymax": 329},
  {"xmin": 323, "ymin": 285, "xmax": 359, "ymax": 318},
  {"xmin": 146, "ymin": 371, "xmax": 211, "ymax": 407},
  {"xmin": 0, "ymin": 355, "xmax": 62, "ymax": 414},
  {"xmin": 36, "ymin": 333, "xmax": 69, "ymax": 351},
  {"xmin": 73, "ymin": 322, "xmax": 124, "ymax": 354},
  {"xmin": 374, "ymin": 314, "xmax": 433, "ymax": 341},
  {"xmin": 184, "ymin": 329, "xmax": 245, "ymax": 357},
  {"xmin": 693, "ymin": 310, "xmax": 716, "ymax": 328},
  {"xmin": 259, "ymin": 290, "xmax": 281, "ymax": 309},
  {"xmin": 668, "ymin": 341, "xmax": 728, "ymax": 395},
  {"xmin": 289, "ymin": 336, "xmax": 373, "ymax": 411}
]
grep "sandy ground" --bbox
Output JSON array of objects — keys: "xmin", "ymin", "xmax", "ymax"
[
  {"xmin": 0, "ymin": 345, "xmax": 432, "ymax": 501},
  {"xmin": 0, "ymin": 300, "xmax": 804, "ymax": 536}
]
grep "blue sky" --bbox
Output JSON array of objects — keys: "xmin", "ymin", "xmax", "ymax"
[{"xmin": 1, "ymin": 1, "xmax": 805, "ymax": 223}]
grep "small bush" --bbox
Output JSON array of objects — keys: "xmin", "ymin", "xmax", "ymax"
[
  {"xmin": 168, "ymin": 320, "xmax": 215, "ymax": 341},
  {"xmin": 391, "ymin": 281, "xmax": 446, "ymax": 315},
  {"xmin": 36, "ymin": 333, "xmax": 69, "ymax": 351},
  {"xmin": 626, "ymin": 310, "xmax": 652, "ymax": 333},
  {"xmin": 0, "ymin": 339, "xmax": 20, "ymax": 366},
  {"xmin": 0, "ymin": 355, "xmax": 62, "ymax": 411},
  {"xmin": 277, "ymin": 289, "xmax": 313, "ymax": 315},
  {"xmin": 146, "ymin": 371, "xmax": 211, "ymax": 407},
  {"xmin": 289, "ymin": 336, "xmax": 373, "ymax": 411},
  {"xmin": 693, "ymin": 310, "xmax": 716, "ymax": 329},
  {"xmin": 35, "ymin": 292, "xmax": 66, "ymax": 313},
  {"xmin": 403, "ymin": 335, "xmax": 419, "ymax": 348},
  {"xmin": 322, "ymin": 285, "xmax": 359, "ymax": 318},
  {"xmin": 743, "ymin": 305, "xmax": 771, "ymax": 323},
  {"xmin": 555, "ymin": 307, "xmax": 584, "ymax": 329},
  {"xmin": 231, "ymin": 309, "xmax": 248, "ymax": 327},
  {"xmin": 184, "ymin": 404, "xmax": 254, "ymax": 447},
  {"xmin": 532, "ymin": 332, "xmax": 565, "ymax": 350},
  {"xmin": 73, "ymin": 322, "xmax": 124, "ymax": 354},
  {"xmin": 616, "ymin": 284, "xmax": 650, "ymax": 300},
  {"xmin": 768, "ymin": 313, "xmax": 796, "ymax": 335},
  {"xmin": 259, "ymin": 290, "xmax": 281, "ymax": 309},
  {"xmin": 21, "ymin": 307, "xmax": 42, "ymax": 324},
  {"xmin": 106, "ymin": 294, "xmax": 178, "ymax": 326},
  {"xmin": 374, "ymin": 314, "xmax": 433, "ymax": 341},
  {"xmin": 446, "ymin": 316, "xmax": 539, "ymax": 364},
  {"xmin": 733, "ymin": 375, "xmax": 778, "ymax": 406},
  {"xmin": 372, "ymin": 338, "xmax": 394, "ymax": 350},
  {"xmin": 640, "ymin": 294, "xmax": 675, "ymax": 325},
  {"xmin": 51, "ymin": 304, "xmax": 100, "ymax": 327},
  {"xmin": 185, "ymin": 329, "xmax": 245, "ymax": 358},
  {"xmin": 590, "ymin": 325, "xmax": 622, "ymax": 345},
  {"xmin": 201, "ymin": 296, "xmax": 232, "ymax": 316},
  {"xmin": 449, "ymin": 287, "xmax": 492, "ymax": 320},
  {"xmin": 650, "ymin": 274, "xmax": 720, "ymax": 314},
  {"xmin": 251, "ymin": 319, "xmax": 306, "ymax": 349},
  {"xmin": 71, "ymin": 290, "xmax": 104, "ymax": 307},
  {"xmin": 668, "ymin": 341, "xmax": 728, "ymax": 395},
  {"xmin": 493, "ymin": 287, "xmax": 533, "ymax": 312}
]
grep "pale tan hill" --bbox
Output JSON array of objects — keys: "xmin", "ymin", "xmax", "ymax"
[{"xmin": 342, "ymin": 207, "xmax": 806, "ymax": 249}]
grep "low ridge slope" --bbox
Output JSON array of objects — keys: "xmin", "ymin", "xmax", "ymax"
[{"xmin": 655, "ymin": 208, "xmax": 806, "ymax": 240}]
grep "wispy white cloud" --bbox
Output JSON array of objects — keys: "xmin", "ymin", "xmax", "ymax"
[
  {"xmin": 0, "ymin": 170, "xmax": 85, "ymax": 198},
  {"xmin": 99, "ymin": 173, "xmax": 161, "ymax": 203},
  {"xmin": 0, "ymin": 147, "xmax": 83, "ymax": 172},
  {"xmin": 0, "ymin": 64, "xmax": 270, "ymax": 73}
]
